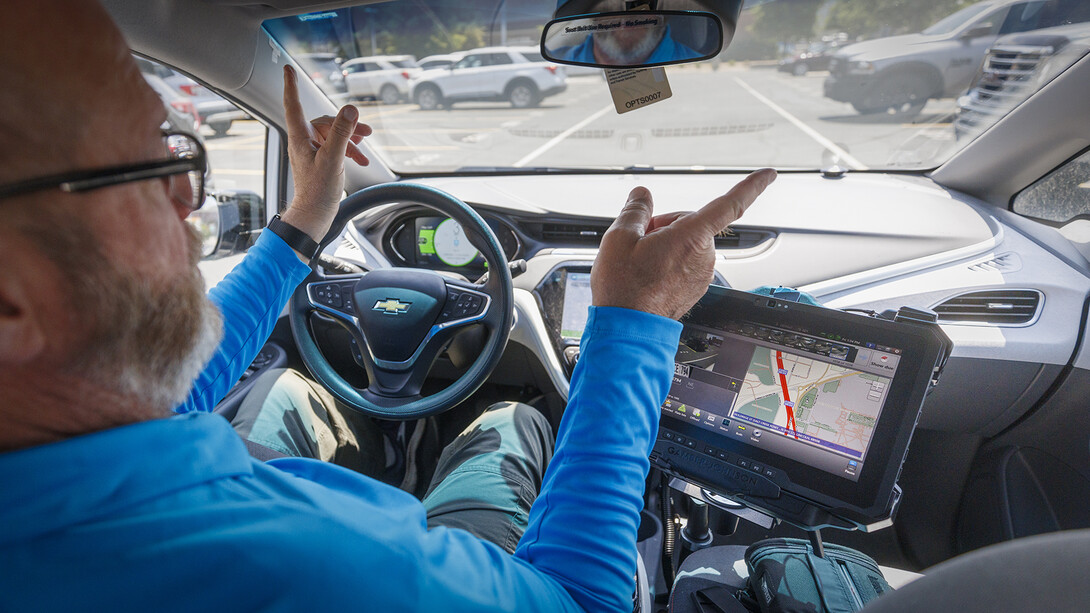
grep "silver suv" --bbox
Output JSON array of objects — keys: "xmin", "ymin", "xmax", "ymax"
[
  {"xmin": 341, "ymin": 55, "xmax": 420, "ymax": 104},
  {"xmin": 408, "ymin": 46, "xmax": 567, "ymax": 110},
  {"xmin": 824, "ymin": 0, "xmax": 1089, "ymax": 116}
]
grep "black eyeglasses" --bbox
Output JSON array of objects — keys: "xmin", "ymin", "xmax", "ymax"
[{"xmin": 0, "ymin": 131, "xmax": 207, "ymax": 211}]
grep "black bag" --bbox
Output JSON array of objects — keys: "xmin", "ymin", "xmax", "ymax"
[{"xmin": 744, "ymin": 538, "xmax": 891, "ymax": 613}]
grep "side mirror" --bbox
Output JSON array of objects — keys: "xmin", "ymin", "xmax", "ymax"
[
  {"xmin": 961, "ymin": 24, "xmax": 994, "ymax": 40},
  {"xmin": 540, "ymin": 11, "xmax": 724, "ymax": 69},
  {"xmin": 186, "ymin": 190, "xmax": 265, "ymax": 259},
  {"xmin": 185, "ymin": 195, "xmax": 224, "ymax": 258}
]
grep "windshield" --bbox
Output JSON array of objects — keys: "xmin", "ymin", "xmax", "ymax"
[{"xmin": 264, "ymin": 0, "xmax": 1090, "ymax": 173}]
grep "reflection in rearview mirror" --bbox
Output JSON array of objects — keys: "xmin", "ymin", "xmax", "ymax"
[{"xmin": 541, "ymin": 11, "xmax": 723, "ymax": 69}]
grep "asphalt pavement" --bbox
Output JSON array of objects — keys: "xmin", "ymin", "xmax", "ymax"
[
  {"xmin": 205, "ymin": 66, "xmax": 959, "ymax": 192},
  {"xmin": 351, "ymin": 65, "xmax": 960, "ymax": 173}
]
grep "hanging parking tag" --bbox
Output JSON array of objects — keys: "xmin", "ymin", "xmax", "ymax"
[{"xmin": 606, "ymin": 66, "xmax": 672, "ymax": 114}]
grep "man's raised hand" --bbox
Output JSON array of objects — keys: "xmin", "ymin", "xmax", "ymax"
[
  {"xmin": 280, "ymin": 64, "xmax": 372, "ymax": 243},
  {"xmin": 591, "ymin": 169, "xmax": 777, "ymax": 320}
]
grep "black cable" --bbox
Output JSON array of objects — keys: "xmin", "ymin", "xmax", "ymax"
[{"xmin": 661, "ymin": 473, "xmax": 676, "ymax": 588}]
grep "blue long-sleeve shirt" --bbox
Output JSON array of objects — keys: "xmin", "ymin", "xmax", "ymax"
[{"xmin": 0, "ymin": 231, "xmax": 682, "ymax": 612}]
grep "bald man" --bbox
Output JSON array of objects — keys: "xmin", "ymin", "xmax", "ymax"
[{"xmin": 0, "ymin": 2, "xmax": 775, "ymax": 611}]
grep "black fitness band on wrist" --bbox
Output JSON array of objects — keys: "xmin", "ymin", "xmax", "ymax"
[{"xmin": 266, "ymin": 214, "xmax": 320, "ymax": 263}]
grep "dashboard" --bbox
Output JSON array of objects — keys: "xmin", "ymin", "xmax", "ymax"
[{"xmin": 333, "ymin": 172, "xmax": 1090, "ymax": 439}]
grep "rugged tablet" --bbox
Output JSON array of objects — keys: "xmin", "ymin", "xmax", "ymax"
[{"xmin": 650, "ymin": 286, "xmax": 951, "ymax": 531}]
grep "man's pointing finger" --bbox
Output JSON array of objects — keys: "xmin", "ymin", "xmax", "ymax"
[{"xmin": 682, "ymin": 169, "xmax": 776, "ymax": 236}]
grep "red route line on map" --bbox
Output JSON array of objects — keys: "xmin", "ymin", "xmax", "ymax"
[{"xmin": 775, "ymin": 351, "xmax": 799, "ymax": 439}]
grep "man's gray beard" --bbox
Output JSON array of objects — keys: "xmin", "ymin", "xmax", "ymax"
[
  {"xmin": 92, "ymin": 267, "xmax": 224, "ymax": 413},
  {"xmin": 20, "ymin": 210, "xmax": 225, "ymax": 415},
  {"xmin": 80, "ymin": 225, "xmax": 224, "ymax": 414},
  {"xmin": 46, "ymin": 222, "xmax": 225, "ymax": 415},
  {"xmin": 593, "ymin": 27, "xmax": 666, "ymax": 65}
]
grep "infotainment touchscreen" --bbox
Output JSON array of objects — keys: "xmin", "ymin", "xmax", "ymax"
[
  {"xmin": 650, "ymin": 286, "xmax": 950, "ymax": 531},
  {"xmin": 560, "ymin": 272, "xmax": 593, "ymax": 340}
]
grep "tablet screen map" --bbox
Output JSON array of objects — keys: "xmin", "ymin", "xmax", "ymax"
[
  {"xmin": 664, "ymin": 322, "xmax": 901, "ymax": 478},
  {"xmin": 734, "ymin": 346, "xmax": 888, "ymax": 459}
]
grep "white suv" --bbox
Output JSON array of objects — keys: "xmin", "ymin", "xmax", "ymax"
[
  {"xmin": 408, "ymin": 46, "xmax": 567, "ymax": 110},
  {"xmin": 341, "ymin": 55, "xmax": 420, "ymax": 104}
]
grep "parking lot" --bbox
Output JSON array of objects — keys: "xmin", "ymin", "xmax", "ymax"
[{"xmin": 207, "ymin": 64, "xmax": 961, "ymax": 190}]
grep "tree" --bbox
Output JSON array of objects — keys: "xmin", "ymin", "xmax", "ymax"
[
  {"xmin": 826, "ymin": 0, "xmax": 972, "ymax": 39},
  {"xmin": 750, "ymin": 0, "xmax": 823, "ymax": 55}
]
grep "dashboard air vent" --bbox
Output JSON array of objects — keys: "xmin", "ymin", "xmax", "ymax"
[
  {"xmin": 933, "ymin": 290, "xmax": 1041, "ymax": 325},
  {"xmin": 541, "ymin": 222, "xmax": 611, "ymax": 243}
]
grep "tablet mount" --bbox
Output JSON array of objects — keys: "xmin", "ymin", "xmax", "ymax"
[{"xmin": 650, "ymin": 286, "xmax": 951, "ymax": 580}]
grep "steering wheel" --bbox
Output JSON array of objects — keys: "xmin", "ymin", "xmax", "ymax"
[{"xmin": 289, "ymin": 183, "xmax": 514, "ymax": 420}]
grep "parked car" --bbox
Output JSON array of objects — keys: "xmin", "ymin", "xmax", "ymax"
[
  {"xmin": 341, "ymin": 55, "xmax": 420, "ymax": 104},
  {"xmin": 142, "ymin": 73, "xmax": 200, "ymax": 132},
  {"xmin": 778, "ymin": 41, "xmax": 842, "ymax": 76},
  {"xmin": 135, "ymin": 57, "xmax": 248, "ymax": 135},
  {"xmin": 824, "ymin": 0, "xmax": 1090, "ymax": 116},
  {"xmin": 418, "ymin": 53, "xmax": 458, "ymax": 71},
  {"xmin": 956, "ymin": 21, "xmax": 1090, "ymax": 137},
  {"xmin": 408, "ymin": 46, "xmax": 567, "ymax": 110}
]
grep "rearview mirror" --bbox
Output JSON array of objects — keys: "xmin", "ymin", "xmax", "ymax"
[{"xmin": 540, "ymin": 11, "xmax": 723, "ymax": 69}]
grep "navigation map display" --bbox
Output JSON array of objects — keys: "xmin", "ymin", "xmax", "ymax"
[
  {"xmin": 663, "ymin": 321, "xmax": 901, "ymax": 482},
  {"xmin": 560, "ymin": 272, "xmax": 593, "ymax": 340}
]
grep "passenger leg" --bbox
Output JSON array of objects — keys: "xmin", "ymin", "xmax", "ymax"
[{"xmin": 422, "ymin": 401, "xmax": 555, "ymax": 553}]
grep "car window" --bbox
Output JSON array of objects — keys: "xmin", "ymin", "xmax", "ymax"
[
  {"xmin": 136, "ymin": 56, "xmax": 270, "ymax": 268},
  {"xmin": 343, "ymin": 63, "xmax": 366, "ymax": 74},
  {"xmin": 487, "ymin": 52, "xmax": 513, "ymax": 65},
  {"xmin": 520, "ymin": 51, "xmax": 546, "ymax": 63},
  {"xmin": 364, "ymin": 62, "xmax": 383, "ymax": 71},
  {"xmin": 1054, "ymin": 0, "xmax": 1090, "ymax": 24},
  {"xmin": 1000, "ymin": 1, "xmax": 1050, "ymax": 34},
  {"xmin": 1012, "ymin": 148, "xmax": 1090, "ymax": 223},
  {"xmin": 456, "ymin": 54, "xmax": 484, "ymax": 69},
  {"xmin": 921, "ymin": 2, "xmax": 994, "ymax": 35}
]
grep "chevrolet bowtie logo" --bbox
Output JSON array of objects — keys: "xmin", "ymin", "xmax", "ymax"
[{"xmin": 373, "ymin": 298, "xmax": 412, "ymax": 315}]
